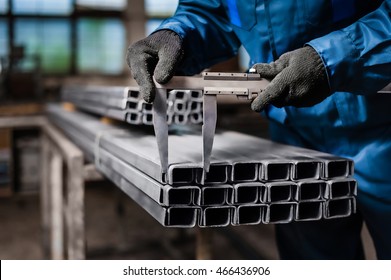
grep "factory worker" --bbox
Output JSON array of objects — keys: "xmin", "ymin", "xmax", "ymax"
[{"xmin": 127, "ymin": 0, "xmax": 391, "ymax": 259}]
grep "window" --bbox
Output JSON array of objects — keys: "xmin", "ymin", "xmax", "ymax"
[
  {"xmin": 145, "ymin": 0, "xmax": 178, "ymax": 35},
  {"xmin": 0, "ymin": 0, "xmax": 126, "ymax": 75},
  {"xmin": 0, "ymin": 0, "xmax": 9, "ymax": 14},
  {"xmin": 13, "ymin": 0, "xmax": 72, "ymax": 15},
  {"xmin": 145, "ymin": 0, "xmax": 178, "ymax": 17},
  {"xmin": 0, "ymin": 20, "xmax": 8, "ymax": 57},
  {"xmin": 146, "ymin": 19, "xmax": 163, "ymax": 35},
  {"xmin": 77, "ymin": 18, "xmax": 125, "ymax": 74},
  {"xmin": 76, "ymin": 0, "xmax": 126, "ymax": 11},
  {"xmin": 14, "ymin": 19, "xmax": 71, "ymax": 73}
]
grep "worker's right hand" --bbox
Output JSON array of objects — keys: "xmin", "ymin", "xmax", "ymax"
[{"xmin": 126, "ymin": 30, "xmax": 184, "ymax": 103}]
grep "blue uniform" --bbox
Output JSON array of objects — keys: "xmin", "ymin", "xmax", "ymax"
[{"xmin": 156, "ymin": 0, "xmax": 391, "ymax": 259}]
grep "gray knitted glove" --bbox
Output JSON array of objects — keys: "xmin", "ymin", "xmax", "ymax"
[
  {"xmin": 250, "ymin": 46, "xmax": 330, "ymax": 112},
  {"xmin": 126, "ymin": 30, "xmax": 184, "ymax": 103}
]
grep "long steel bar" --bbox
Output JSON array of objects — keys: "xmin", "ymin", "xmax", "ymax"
[
  {"xmin": 62, "ymin": 85, "xmax": 204, "ymax": 126},
  {"xmin": 47, "ymin": 105, "xmax": 358, "ymax": 227},
  {"xmin": 49, "ymin": 114, "xmax": 200, "ymax": 207},
  {"xmin": 99, "ymin": 163, "xmax": 200, "ymax": 227},
  {"xmin": 48, "ymin": 104, "xmax": 357, "ymax": 187},
  {"xmin": 233, "ymin": 204, "xmax": 264, "ymax": 225}
]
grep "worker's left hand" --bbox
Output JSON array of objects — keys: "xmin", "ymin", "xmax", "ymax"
[{"xmin": 250, "ymin": 46, "xmax": 330, "ymax": 112}]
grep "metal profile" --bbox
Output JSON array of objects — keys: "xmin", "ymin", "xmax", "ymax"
[
  {"xmin": 189, "ymin": 101, "xmax": 202, "ymax": 113},
  {"xmin": 233, "ymin": 204, "xmax": 264, "ymax": 225},
  {"xmin": 51, "ymin": 116, "xmax": 204, "ymax": 208},
  {"xmin": 99, "ymin": 163, "xmax": 200, "ymax": 227},
  {"xmin": 295, "ymin": 180, "xmax": 327, "ymax": 201},
  {"xmin": 195, "ymin": 163, "xmax": 230, "ymax": 185},
  {"xmin": 231, "ymin": 162, "xmax": 259, "ymax": 182},
  {"xmin": 98, "ymin": 148, "xmax": 197, "ymax": 206},
  {"xmin": 265, "ymin": 182, "xmax": 297, "ymax": 203},
  {"xmin": 173, "ymin": 99, "xmax": 187, "ymax": 114},
  {"xmin": 49, "ymin": 104, "xmax": 356, "ymax": 187},
  {"xmin": 233, "ymin": 182, "xmax": 264, "ymax": 204},
  {"xmin": 51, "ymin": 120, "xmax": 194, "ymax": 207},
  {"xmin": 190, "ymin": 112, "xmax": 202, "ymax": 124},
  {"xmin": 106, "ymin": 108, "xmax": 127, "ymax": 121},
  {"xmin": 263, "ymin": 202, "xmax": 296, "ymax": 224},
  {"xmin": 62, "ymin": 85, "xmax": 204, "ymax": 127},
  {"xmin": 322, "ymin": 158, "xmax": 354, "ymax": 179},
  {"xmin": 200, "ymin": 184, "xmax": 233, "ymax": 206},
  {"xmin": 48, "ymin": 104, "xmax": 358, "ymax": 227},
  {"xmin": 189, "ymin": 90, "xmax": 203, "ymax": 101},
  {"xmin": 259, "ymin": 161, "xmax": 291, "ymax": 181},
  {"xmin": 326, "ymin": 178, "xmax": 357, "ymax": 199},
  {"xmin": 295, "ymin": 201, "xmax": 324, "ymax": 221},
  {"xmin": 127, "ymin": 111, "xmax": 143, "ymax": 125},
  {"xmin": 324, "ymin": 197, "xmax": 356, "ymax": 219},
  {"xmin": 142, "ymin": 112, "xmax": 154, "ymax": 125},
  {"xmin": 274, "ymin": 144, "xmax": 354, "ymax": 179},
  {"xmin": 290, "ymin": 160, "xmax": 322, "ymax": 181},
  {"xmin": 127, "ymin": 100, "xmax": 139, "ymax": 110},
  {"xmin": 48, "ymin": 117, "xmax": 189, "ymax": 208},
  {"xmin": 167, "ymin": 164, "xmax": 197, "ymax": 185},
  {"xmin": 199, "ymin": 206, "xmax": 234, "ymax": 227},
  {"xmin": 128, "ymin": 88, "xmax": 141, "ymax": 101},
  {"xmin": 141, "ymin": 101, "xmax": 153, "ymax": 112},
  {"xmin": 174, "ymin": 113, "xmax": 189, "ymax": 125}
]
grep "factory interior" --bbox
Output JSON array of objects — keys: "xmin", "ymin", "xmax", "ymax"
[{"xmin": 0, "ymin": 0, "xmax": 379, "ymax": 260}]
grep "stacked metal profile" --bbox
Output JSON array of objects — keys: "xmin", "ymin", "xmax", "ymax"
[
  {"xmin": 62, "ymin": 85, "xmax": 203, "ymax": 125},
  {"xmin": 47, "ymin": 104, "xmax": 357, "ymax": 228}
]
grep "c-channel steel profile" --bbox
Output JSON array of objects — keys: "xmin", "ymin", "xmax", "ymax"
[
  {"xmin": 295, "ymin": 200, "xmax": 324, "ymax": 221},
  {"xmin": 324, "ymin": 197, "xmax": 356, "ymax": 219},
  {"xmin": 46, "ymin": 105, "xmax": 358, "ymax": 228},
  {"xmin": 290, "ymin": 159, "xmax": 322, "ymax": 181},
  {"xmin": 81, "ymin": 156, "xmax": 199, "ymax": 227},
  {"xmin": 276, "ymin": 144, "xmax": 354, "ymax": 179},
  {"xmin": 233, "ymin": 204, "xmax": 265, "ymax": 225},
  {"xmin": 127, "ymin": 111, "xmax": 143, "ymax": 125},
  {"xmin": 326, "ymin": 178, "xmax": 357, "ymax": 199},
  {"xmin": 52, "ymin": 115, "xmax": 203, "ymax": 207},
  {"xmin": 231, "ymin": 161, "xmax": 259, "ymax": 182},
  {"xmin": 101, "ymin": 163, "xmax": 200, "ymax": 227},
  {"xmin": 260, "ymin": 161, "xmax": 292, "ymax": 181},
  {"xmin": 233, "ymin": 182, "xmax": 265, "ymax": 204},
  {"xmin": 199, "ymin": 206, "xmax": 234, "ymax": 227},
  {"xmin": 264, "ymin": 182, "xmax": 297, "ymax": 203},
  {"xmin": 97, "ymin": 147, "xmax": 201, "ymax": 207},
  {"xmin": 200, "ymin": 184, "xmax": 233, "ymax": 206},
  {"xmin": 295, "ymin": 180, "xmax": 328, "ymax": 201},
  {"xmin": 48, "ymin": 104, "xmax": 357, "ymax": 189},
  {"xmin": 52, "ymin": 104, "xmax": 347, "ymax": 187},
  {"xmin": 50, "ymin": 116, "xmax": 200, "ymax": 207},
  {"xmin": 263, "ymin": 202, "xmax": 296, "ymax": 224}
]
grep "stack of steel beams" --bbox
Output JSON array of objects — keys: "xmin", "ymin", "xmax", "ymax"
[
  {"xmin": 62, "ymin": 85, "xmax": 203, "ymax": 125},
  {"xmin": 47, "ymin": 104, "xmax": 357, "ymax": 228}
]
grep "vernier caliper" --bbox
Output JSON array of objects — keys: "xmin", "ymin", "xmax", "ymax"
[{"xmin": 152, "ymin": 72, "xmax": 269, "ymax": 183}]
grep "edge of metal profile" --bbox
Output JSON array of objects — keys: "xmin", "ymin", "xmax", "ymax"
[{"xmin": 99, "ymin": 162, "xmax": 199, "ymax": 228}]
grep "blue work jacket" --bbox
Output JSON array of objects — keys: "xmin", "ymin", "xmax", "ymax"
[{"xmin": 156, "ymin": 0, "xmax": 391, "ymax": 128}]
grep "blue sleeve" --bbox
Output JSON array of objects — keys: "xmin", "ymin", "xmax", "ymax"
[
  {"xmin": 307, "ymin": 0, "xmax": 391, "ymax": 95},
  {"xmin": 154, "ymin": 0, "xmax": 241, "ymax": 75}
]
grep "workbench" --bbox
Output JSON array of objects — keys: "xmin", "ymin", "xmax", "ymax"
[{"xmin": 0, "ymin": 116, "xmax": 90, "ymax": 259}]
